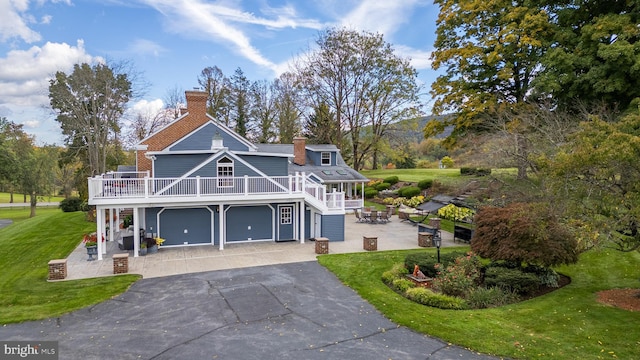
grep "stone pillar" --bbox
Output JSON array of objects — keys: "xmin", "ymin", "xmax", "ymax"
[
  {"xmin": 315, "ymin": 237, "xmax": 329, "ymax": 254},
  {"xmin": 418, "ymin": 232, "xmax": 433, "ymax": 247},
  {"xmin": 48, "ymin": 259, "xmax": 67, "ymax": 280},
  {"xmin": 113, "ymin": 253, "xmax": 129, "ymax": 274},
  {"xmin": 363, "ymin": 236, "xmax": 377, "ymax": 251},
  {"xmin": 429, "ymin": 218, "xmax": 441, "ymax": 229}
]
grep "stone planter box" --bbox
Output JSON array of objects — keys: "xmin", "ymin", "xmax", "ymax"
[
  {"xmin": 418, "ymin": 232, "xmax": 433, "ymax": 247},
  {"xmin": 315, "ymin": 237, "xmax": 329, "ymax": 254},
  {"xmin": 363, "ymin": 236, "xmax": 377, "ymax": 251}
]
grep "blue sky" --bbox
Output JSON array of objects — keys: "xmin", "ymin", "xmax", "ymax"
[{"xmin": 0, "ymin": 0, "xmax": 439, "ymax": 145}]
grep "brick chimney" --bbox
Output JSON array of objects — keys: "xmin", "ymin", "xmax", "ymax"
[
  {"xmin": 136, "ymin": 90, "xmax": 210, "ymax": 174},
  {"xmin": 293, "ymin": 137, "xmax": 306, "ymax": 166},
  {"xmin": 185, "ymin": 90, "xmax": 207, "ymax": 116}
]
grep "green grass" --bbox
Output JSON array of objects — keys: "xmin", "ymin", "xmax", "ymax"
[
  {"xmin": 0, "ymin": 207, "xmax": 62, "ymax": 223},
  {"xmin": 318, "ymin": 248, "xmax": 640, "ymax": 360},
  {"xmin": 361, "ymin": 168, "xmax": 461, "ymax": 183},
  {"xmin": 0, "ymin": 192, "xmax": 64, "ymax": 204},
  {"xmin": 0, "ymin": 210, "xmax": 139, "ymax": 324}
]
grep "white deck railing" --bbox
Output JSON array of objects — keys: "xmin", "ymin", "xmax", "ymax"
[{"xmin": 88, "ymin": 172, "xmax": 345, "ymax": 211}]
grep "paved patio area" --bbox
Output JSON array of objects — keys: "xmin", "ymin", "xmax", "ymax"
[{"xmin": 64, "ymin": 213, "xmax": 461, "ymax": 280}]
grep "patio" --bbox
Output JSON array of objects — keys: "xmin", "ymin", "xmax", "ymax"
[{"xmin": 64, "ymin": 213, "xmax": 457, "ymax": 280}]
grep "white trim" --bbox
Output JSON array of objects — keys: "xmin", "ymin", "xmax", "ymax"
[
  {"xmin": 224, "ymin": 204, "xmax": 275, "ymax": 242},
  {"xmin": 157, "ymin": 206, "xmax": 215, "ymax": 246},
  {"xmin": 167, "ymin": 118, "xmax": 257, "ymax": 152},
  {"xmin": 321, "ymin": 152, "xmax": 331, "ymax": 166}
]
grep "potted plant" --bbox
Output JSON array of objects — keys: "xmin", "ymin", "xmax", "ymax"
[
  {"xmin": 147, "ymin": 237, "xmax": 165, "ymax": 254},
  {"xmin": 82, "ymin": 233, "xmax": 102, "ymax": 261},
  {"xmin": 139, "ymin": 241, "xmax": 147, "ymax": 256}
]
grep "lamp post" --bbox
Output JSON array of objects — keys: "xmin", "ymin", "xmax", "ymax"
[{"xmin": 433, "ymin": 233, "xmax": 442, "ymax": 263}]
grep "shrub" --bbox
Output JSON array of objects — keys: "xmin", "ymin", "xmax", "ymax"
[
  {"xmin": 466, "ymin": 287, "xmax": 520, "ymax": 309},
  {"xmin": 392, "ymin": 278, "xmax": 416, "ymax": 293},
  {"xmin": 403, "ymin": 195, "xmax": 425, "ymax": 208},
  {"xmin": 523, "ymin": 264, "xmax": 560, "ymax": 288},
  {"xmin": 383, "ymin": 176, "xmax": 399, "ymax": 185},
  {"xmin": 382, "ymin": 263, "xmax": 409, "ymax": 284},
  {"xmin": 432, "ymin": 252, "xmax": 482, "ymax": 298},
  {"xmin": 375, "ymin": 182, "xmax": 391, "ymax": 191},
  {"xmin": 398, "ymin": 186, "xmax": 421, "ymax": 198},
  {"xmin": 441, "ymin": 156, "xmax": 454, "ymax": 168},
  {"xmin": 404, "ymin": 251, "xmax": 467, "ymax": 278},
  {"xmin": 59, "ymin": 197, "xmax": 83, "ymax": 212},
  {"xmin": 417, "ymin": 179, "xmax": 433, "ymax": 190},
  {"xmin": 437, "ymin": 204, "xmax": 475, "ymax": 222},
  {"xmin": 364, "ymin": 188, "xmax": 378, "ymax": 199},
  {"xmin": 405, "ymin": 287, "xmax": 468, "ymax": 310},
  {"xmin": 460, "ymin": 167, "xmax": 492, "ymax": 176},
  {"xmin": 484, "ymin": 267, "xmax": 540, "ymax": 294},
  {"xmin": 471, "ymin": 202, "xmax": 579, "ymax": 267}
]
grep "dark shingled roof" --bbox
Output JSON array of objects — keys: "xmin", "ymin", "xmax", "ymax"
[{"xmin": 256, "ymin": 144, "xmax": 368, "ymax": 183}]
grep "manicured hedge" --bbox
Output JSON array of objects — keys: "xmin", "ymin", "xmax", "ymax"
[
  {"xmin": 398, "ymin": 186, "xmax": 421, "ymax": 198},
  {"xmin": 59, "ymin": 197, "xmax": 83, "ymax": 212}
]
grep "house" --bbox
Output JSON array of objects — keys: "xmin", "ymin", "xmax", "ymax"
[{"xmin": 87, "ymin": 90, "xmax": 368, "ymax": 260}]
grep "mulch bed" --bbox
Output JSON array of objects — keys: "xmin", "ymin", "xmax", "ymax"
[{"xmin": 596, "ymin": 288, "xmax": 640, "ymax": 312}]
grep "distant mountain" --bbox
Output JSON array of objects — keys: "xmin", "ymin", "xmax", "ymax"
[{"xmin": 388, "ymin": 114, "xmax": 454, "ymax": 143}]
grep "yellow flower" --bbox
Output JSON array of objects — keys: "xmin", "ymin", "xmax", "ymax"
[{"xmin": 154, "ymin": 237, "xmax": 165, "ymax": 246}]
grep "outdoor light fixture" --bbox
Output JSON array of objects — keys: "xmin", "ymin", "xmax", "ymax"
[{"xmin": 433, "ymin": 234, "xmax": 442, "ymax": 263}]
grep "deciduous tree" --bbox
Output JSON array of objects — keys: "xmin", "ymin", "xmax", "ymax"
[{"xmin": 49, "ymin": 62, "xmax": 132, "ymax": 176}]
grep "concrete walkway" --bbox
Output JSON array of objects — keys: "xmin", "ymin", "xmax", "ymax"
[{"xmin": 65, "ymin": 214, "xmax": 462, "ymax": 280}]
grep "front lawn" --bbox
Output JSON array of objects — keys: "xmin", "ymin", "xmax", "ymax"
[
  {"xmin": 0, "ymin": 210, "xmax": 139, "ymax": 324},
  {"xmin": 318, "ymin": 248, "xmax": 640, "ymax": 360}
]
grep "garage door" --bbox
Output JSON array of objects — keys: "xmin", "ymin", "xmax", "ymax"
[
  {"xmin": 226, "ymin": 206, "xmax": 272, "ymax": 242},
  {"xmin": 159, "ymin": 208, "xmax": 212, "ymax": 246}
]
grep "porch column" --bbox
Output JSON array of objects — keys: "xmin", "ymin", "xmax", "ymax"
[
  {"xmin": 96, "ymin": 207, "xmax": 104, "ymax": 260},
  {"xmin": 133, "ymin": 207, "xmax": 140, "ymax": 258},
  {"xmin": 218, "ymin": 204, "xmax": 224, "ymax": 250},
  {"xmin": 299, "ymin": 200, "xmax": 305, "ymax": 244},
  {"xmin": 108, "ymin": 208, "xmax": 115, "ymax": 242}
]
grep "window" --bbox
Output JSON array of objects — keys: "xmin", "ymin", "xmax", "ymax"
[
  {"xmin": 280, "ymin": 206, "xmax": 292, "ymax": 225},
  {"xmin": 321, "ymin": 152, "xmax": 331, "ymax": 166},
  {"xmin": 217, "ymin": 157, "xmax": 234, "ymax": 187}
]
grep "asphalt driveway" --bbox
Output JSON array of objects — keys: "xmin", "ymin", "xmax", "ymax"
[{"xmin": 2, "ymin": 262, "xmax": 500, "ymax": 359}]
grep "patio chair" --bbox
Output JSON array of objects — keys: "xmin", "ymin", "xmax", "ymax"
[
  {"xmin": 369, "ymin": 210, "xmax": 378, "ymax": 224},
  {"xmin": 378, "ymin": 211, "xmax": 389, "ymax": 223},
  {"xmin": 354, "ymin": 208, "xmax": 364, "ymax": 223}
]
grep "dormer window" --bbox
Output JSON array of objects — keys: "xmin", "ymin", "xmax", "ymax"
[
  {"xmin": 217, "ymin": 157, "xmax": 234, "ymax": 187},
  {"xmin": 321, "ymin": 152, "xmax": 331, "ymax": 166}
]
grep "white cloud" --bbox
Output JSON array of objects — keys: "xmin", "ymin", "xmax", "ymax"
[
  {"xmin": 0, "ymin": 40, "xmax": 98, "ymax": 106},
  {"xmin": 23, "ymin": 119, "xmax": 39, "ymax": 128},
  {"xmin": 0, "ymin": 0, "xmax": 42, "ymax": 43},
  {"xmin": 141, "ymin": 0, "xmax": 324, "ymax": 75},
  {"xmin": 127, "ymin": 38, "xmax": 167, "ymax": 57},
  {"xmin": 132, "ymin": 98, "xmax": 164, "ymax": 116},
  {"xmin": 339, "ymin": 0, "xmax": 423, "ymax": 35},
  {"xmin": 394, "ymin": 45, "xmax": 432, "ymax": 70}
]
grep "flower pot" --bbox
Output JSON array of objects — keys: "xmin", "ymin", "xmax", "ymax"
[
  {"xmin": 86, "ymin": 245, "xmax": 98, "ymax": 261},
  {"xmin": 147, "ymin": 244, "xmax": 158, "ymax": 254},
  {"xmin": 139, "ymin": 247, "xmax": 147, "ymax": 256}
]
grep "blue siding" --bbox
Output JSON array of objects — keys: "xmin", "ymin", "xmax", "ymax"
[
  {"xmin": 226, "ymin": 206, "xmax": 273, "ymax": 242},
  {"xmin": 170, "ymin": 123, "xmax": 251, "ymax": 152},
  {"xmin": 239, "ymin": 155, "xmax": 289, "ymax": 176},
  {"xmin": 154, "ymin": 154, "xmax": 212, "ymax": 177},
  {"xmin": 307, "ymin": 150, "xmax": 335, "ymax": 166},
  {"xmin": 321, "ymin": 214, "xmax": 344, "ymax": 241},
  {"xmin": 145, "ymin": 208, "xmax": 160, "ymax": 235},
  {"xmin": 191, "ymin": 153, "xmax": 260, "ymax": 177}
]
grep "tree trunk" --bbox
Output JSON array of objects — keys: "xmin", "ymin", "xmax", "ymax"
[
  {"xmin": 372, "ymin": 149, "xmax": 379, "ymax": 170},
  {"xmin": 29, "ymin": 192, "xmax": 37, "ymax": 218},
  {"xmin": 9, "ymin": 191, "xmax": 13, "ymax": 203}
]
